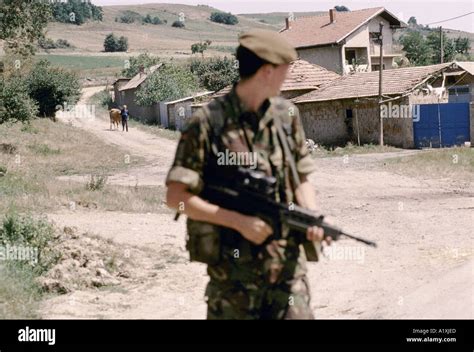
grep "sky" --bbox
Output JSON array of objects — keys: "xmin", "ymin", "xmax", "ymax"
[{"xmin": 92, "ymin": 0, "xmax": 474, "ymax": 32}]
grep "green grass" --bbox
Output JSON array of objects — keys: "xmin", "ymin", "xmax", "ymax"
[
  {"xmin": 36, "ymin": 55, "xmax": 127, "ymax": 71},
  {"xmin": 386, "ymin": 147, "xmax": 473, "ymax": 180},
  {"xmin": 0, "ymin": 212, "xmax": 60, "ymax": 319}
]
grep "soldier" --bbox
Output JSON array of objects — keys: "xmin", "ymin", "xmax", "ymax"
[{"xmin": 166, "ymin": 29, "xmax": 331, "ymax": 319}]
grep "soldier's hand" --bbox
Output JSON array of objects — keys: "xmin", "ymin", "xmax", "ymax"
[
  {"xmin": 235, "ymin": 215, "xmax": 273, "ymax": 245},
  {"xmin": 306, "ymin": 226, "xmax": 332, "ymax": 246}
]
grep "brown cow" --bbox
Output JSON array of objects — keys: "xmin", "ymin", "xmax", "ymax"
[{"xmin": 109, "ymin": 108, "xmax": 121, "ymax": 130}]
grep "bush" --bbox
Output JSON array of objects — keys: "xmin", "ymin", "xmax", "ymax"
[
  {"xmin": 104, "ymin": 33, "xmax": 128, "ymax": 52},
  {"xmin": 0, "ymin": 165, "xmax": 6, "ymax": 177},
  {"xmin": 121, "ymin": 53, "xmax": 161, "ymax": 78},
  {"xmin": 117, "ymin": 10, "xmax": 142, "ymax": 24},
  {"xmin": 86, "ymin": 174, "xmax": 108, "ymax": 191},
  {"xmin": 190, "ymin": 57, "xmax": 239, "ymax": 92},
  {"xmin": 172, "ymin": 20, "xmax": 185, "ymax": 28},
  {"xmin": 152, "ymin": 17, "xmax": 164, "ymax": 25},
  {"xmin": 0, "ymin": 77, "xmax": 38, "ymax": 124},
  {"xmin": 136, "ymin": 64, "xmax": 198, "ymax": 106},
  {"xmin": 210, "ymin": 12, "xmax": 238, "ymax": 25},
  {"xmin": 38, "ymin": 38, "xmax": 72, "ymax": 50},
  {"xmin": 117, "ymin": 36, "xmax": 129, "ymax": 52},
  {"xmin": 0, "ymin": 212, "xmax": 59, "ymax": 275},
  {"xmin": 25, "ymin": 60, "xmax": 80, "ymax": 118}
]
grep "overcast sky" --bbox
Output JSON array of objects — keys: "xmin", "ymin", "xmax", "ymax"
[{"xmin": 92, "ymin": 0, "xmax": 473, "ymax": 32}]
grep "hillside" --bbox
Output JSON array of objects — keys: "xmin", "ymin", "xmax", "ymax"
[{"xmin": 45, "ymin": 3, "xmax": 278, "ymax": 57}]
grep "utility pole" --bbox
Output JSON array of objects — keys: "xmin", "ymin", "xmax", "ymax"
[
  {"xmin": 378, "ymin": 22, "xmax": 384, "ymax": 146},
  {"xmin": 440, "ymin": 26, "xmax": 444, "ymax": 63}
]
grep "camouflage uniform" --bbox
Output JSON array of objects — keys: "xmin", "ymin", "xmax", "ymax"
[{"xmin": 166, "ymin": 86, "xmax": 317, "ymax": 320}]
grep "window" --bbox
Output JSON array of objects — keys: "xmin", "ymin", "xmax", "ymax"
[
  {"xmin": 346, "ymin": 109, "xmax": 353, "ymax": 119},
  {"xmin": 345, "ymin": 50, "xmax": 356, "ymax": 64}
]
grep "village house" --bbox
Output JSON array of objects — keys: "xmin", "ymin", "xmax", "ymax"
[
  {"xmin": 293, "ymin": 62, "xmax": 473, "ymax": 148},
  {"xmin": 113, "ymin": 64, "xmax": 163, "ymax": 123},
  {"xmin": 191, "ymin": 59, "xmax": 341, "ymax": 115},
  {"xmin": 279, "ymin": 7, "xmax": 406, "ymax": 75}
]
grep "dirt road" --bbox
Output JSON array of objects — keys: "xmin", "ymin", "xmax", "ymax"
[{"xmin": 42, "ymin": 87, "xmax": 473, "ymax": 319}]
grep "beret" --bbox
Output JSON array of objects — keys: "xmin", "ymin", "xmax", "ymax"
[{"xmin": 238, "ymin": 29, "xmax": 297, "ymax": 65}]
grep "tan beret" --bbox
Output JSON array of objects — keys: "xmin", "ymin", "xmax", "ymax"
[{"xmin": 238, "ymin": 29, "xmax": 297, "ymax": 65}]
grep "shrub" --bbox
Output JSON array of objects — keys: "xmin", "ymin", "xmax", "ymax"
[
  {"xmin": 172, "ymin": 20, "xmax": 185, "ymax": 28},
  {"xmin": 210, "ymin": 12, "xmax": 238, "ymax": 25},
  {"xmin": 117, "ymin": 10, "xmax": 142, "ymax": 24},
  {"xmin": 0, "ymin": 77, "xmax": 38, "ymax": 124},
  {"xmin": 0, "ymin": 212, "xmax": 59, "ymax": 275},
  {"xmin": 25, "ymin": 60, "xmax": 80, "ymax": 118},
  {"xmin": 104, "ymin": 33, "xmax": 128, "ymax": 52},
  {"xmin": 86, "ymin": 174, "xmax": 108, "ymax": 191}
]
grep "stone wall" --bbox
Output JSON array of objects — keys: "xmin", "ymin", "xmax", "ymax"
[{"xmin": 297, "ymin": 96, "xmax": 415, "ymax": 148}]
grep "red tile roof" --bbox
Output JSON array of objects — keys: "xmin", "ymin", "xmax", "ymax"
[
  {"xmin": 209, "ymin": 59, "xmax": 341, "ymax": 100},
  {"xmin": 279, "ymin": 7, "xmax": 404, "ymax": 49},
  {"xmin": 293, "ymin": 62, "xmax": 454, "ymax": 103}
]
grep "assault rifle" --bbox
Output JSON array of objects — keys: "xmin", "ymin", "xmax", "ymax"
[{"xmin": 200, "ymin": 165, "xmax": 377, "ymax": 261}]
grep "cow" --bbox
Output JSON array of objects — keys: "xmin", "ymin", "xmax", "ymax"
[{"xmin": 109, "ymin": 108, "xmax": 121, "ymax": 130}]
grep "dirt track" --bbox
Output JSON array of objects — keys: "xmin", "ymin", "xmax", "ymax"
[{"xmin": 41, "ymin": 87, "xmax": 473, "ymax": 319}]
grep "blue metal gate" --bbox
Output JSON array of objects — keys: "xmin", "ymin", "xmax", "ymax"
[{"xmin": 413, "ymin": 103, "xmax": 470, "ymax": 148}]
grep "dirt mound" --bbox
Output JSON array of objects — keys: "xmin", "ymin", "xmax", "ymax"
[{"xmin": 37, "ymin": 226, "xmax": 132, "ymax": 294}]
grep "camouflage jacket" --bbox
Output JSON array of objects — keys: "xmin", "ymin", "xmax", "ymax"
[{"xmin": 166, "ymin": 86, "xmax": 316, "ymax": 285}]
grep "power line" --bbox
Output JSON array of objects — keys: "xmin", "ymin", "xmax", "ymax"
[{"xmin": 425, "ymin": 11, "xmax": 474, "ymax": 26}]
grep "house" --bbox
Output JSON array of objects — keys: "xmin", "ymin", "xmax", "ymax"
[
  {"xmin": 279, "ymin": 7, "xmax": 406, "ymax": 75},
  {"xmin": 113, "ymin": 64, "xmax": 163, "ymax": 123},
  {"xmin": 191, "ymin": 59, "xmax": 341, "ymax": 113},
  {"xmin": 446, "ymin": 61, "xmax": 474, "ymax": 103},
  {"xmin": 292, "ymin": 62, "xmax": 473, "ymax": 148},
  {"xmin": 161, "ymin": 91, "xmax": 214, "ymax": 130}
]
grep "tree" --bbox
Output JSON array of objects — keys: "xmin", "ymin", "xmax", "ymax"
[
  {"xmin": 121, "ymin": 53, "xmax": 161, "ymax": 78},
  {"xmin": 210, "ymin": 12, "xmax": 239, "ymax": 25},
  {"xmin": 334, "ymin": 5, "xmax": 350, "ymax": 12},
  {"xmin": 454, "ymin": 37, "xmax": 471, "ymax": 54},
  {"xmin": 408, "ymin": 16, "xmax": 417, "ymax": 26},
  {"xmin": 190, "ymin": 57, "xmax": 239, "ymax": 92},
  {"xmin": 117, "ymin": 36, "xmax": 129, "ymax": 52},
  {"xmin": 191, "ymin": 40, "xmax": 212, "ymax": 57},
  {"xmin": 25, "ymin": 60, "xmax": 81, "ymax": 118},
  {"xmin": 136, "ymin": 64, "xmax": 199, "ymax": 106},
  {"xmin": 0, "ymin": 0, "xmax": 52, "ymax": 57},
  {"xmin": 400, "ymin": 31, "xmax": 432, "ymax": 66},
  {"xmin": 426, "ymin": 31, "xmax": 456, "ymax": 63},
  {"xmin": 51, "ymin": 0, "xmax": 103, "ymax": 25},
  {"xmin": 104, "ymin": 34, "xmax": 119, "ymax": 52}
]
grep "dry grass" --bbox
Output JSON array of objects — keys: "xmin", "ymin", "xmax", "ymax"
[
  {"xmin": 310, "ymin": 142, "xmax": 401, "ymax": 158},
  {"xmin": 385, "ymin": 147, "xmax": 474, "ymax": 180},
  {"xmin": 0, "ymin": 118, "xmax": 170, "ymax": 214}
]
